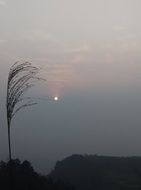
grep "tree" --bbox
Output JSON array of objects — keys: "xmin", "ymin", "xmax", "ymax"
[{"xmin": 6, "ymin": 62, "xmax": 42, "ymax": 161}]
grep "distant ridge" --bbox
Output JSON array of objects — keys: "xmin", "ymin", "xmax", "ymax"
[{"xmin": 50, "ymin": 154, "xmax": 141, "ymax": 190}]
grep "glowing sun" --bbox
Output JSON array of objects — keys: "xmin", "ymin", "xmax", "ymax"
[{"xmin": 54, "ymin": 96, "xmax": 59, "ymax": 101}]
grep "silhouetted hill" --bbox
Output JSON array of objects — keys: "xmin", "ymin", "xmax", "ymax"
[
  {"xmin": 0, "ymin": 159, "xmax": 74, "ymax": 190},
  {"xmin": 50, "ymin": 154, "xmax": 141, "ymax": 190}
]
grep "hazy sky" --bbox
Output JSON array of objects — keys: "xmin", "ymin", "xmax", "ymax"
[{"xmin": 0, "ymin": 0, "xmax": 141, "ymax": 173}]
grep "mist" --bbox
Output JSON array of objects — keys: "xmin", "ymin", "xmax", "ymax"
[{"xmin": 0, "ymin": 0, "xmax": 141, "ymax": 174}]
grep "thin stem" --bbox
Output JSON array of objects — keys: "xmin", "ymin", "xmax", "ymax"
[{"xmin": 8, "ymin": 126, "xmax": 11, "ymax": 161}]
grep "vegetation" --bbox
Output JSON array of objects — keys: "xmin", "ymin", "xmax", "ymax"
[
  {"xmin": 6, "ymin": 62, "xmax": 43, "ymax": 161},
  {"xmin": 50, "ymin": 154, "xmax": 141, "ymax": 190},
  {"xmin": 0, "ymin": 159, "xmax": 74, "ymax": 190}
]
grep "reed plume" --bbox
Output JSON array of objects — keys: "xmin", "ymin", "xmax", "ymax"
[{"xmin": 6, "ymin": 62, "xmax": 43, "ymax": 161}]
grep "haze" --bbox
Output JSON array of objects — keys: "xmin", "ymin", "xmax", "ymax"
[{"xmin": 0, "ymin": 0, "xmax": 141, "ymax": 173}]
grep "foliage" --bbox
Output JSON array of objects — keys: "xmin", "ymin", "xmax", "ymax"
[
  {"xmin": 0, "ymin": 159, "xmax": 74, "ymax": 190},
  {"xmin": 50, "ymin": 154, "xmax": 141, "ymax": 190}
]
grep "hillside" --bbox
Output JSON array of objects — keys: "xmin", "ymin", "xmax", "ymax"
[
  {"xmin": 50, "ymin": 154, "xmax": 141, "ymax": 190},
  {"xmin": 0, "ymin": 159, "xmax": 74, "ymax": 190}
]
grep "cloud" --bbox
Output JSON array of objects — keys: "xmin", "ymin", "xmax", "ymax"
[
  {"xmin": 26, "ymin": 30, "xmax": 53, "ymax": 42},
  {"xmin": 0, "ymin": 39, "xmax": 6, "ymax": 43},
  {"xmin": 43, "ymin": 63, "xmax": 74, "ymax": 93},
  {"xmin": 0, "ymin": 0, "xmax": 6, "ymax": 6},
  {"xmin": 64, "ymin": 45, "xmax": 90, "ymax": 54},
  {"xmin": 112, "ymin": 25, "xmax": 127, "ymax": 32}
]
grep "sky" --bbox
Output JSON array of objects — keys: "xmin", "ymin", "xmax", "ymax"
[{"xmin": 0, "ymin": 0, "xmax": 141, "ymax": 173}]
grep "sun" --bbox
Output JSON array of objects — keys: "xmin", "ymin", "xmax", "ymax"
[{"xmin": 54, "ymin": 96, "xmax": 59, "ymax": 101}]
